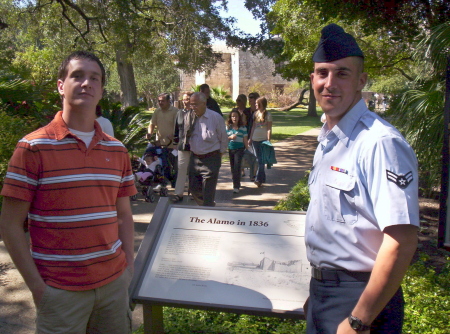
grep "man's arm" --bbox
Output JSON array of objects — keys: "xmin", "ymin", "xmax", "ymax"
[
  {"xmin": 0, "ymin": 196, "xmax": 46, "ymax": 306},
  {"xmin": 116, "ymin": 196, "xmax": 135, "ymax": 274},
  {"xmin": 337, "ymin": 224, "xmax": 418, "ymax": 334},
  {"xmin": 147, "ymin": 123, "xmax": 156, "ymax": 139},
  {"xmin": 248, "ymin": 120, "xmax": 256, "ymax": 146},
  {"xmin": 266, "ymin": 121, "xmax": 272, "ymax": 141},
  {"xmin": 216, "ymin": 115, "xmax": 228, "ymax": 153}
]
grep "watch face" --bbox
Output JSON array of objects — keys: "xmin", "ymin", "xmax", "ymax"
[
  {"xmin": 350, "ymin": 318, "xmax": 360, "ymax": 329},
  {"xmin": 349, "ymin": 316, "xmax": 370, "ymax": 331}
]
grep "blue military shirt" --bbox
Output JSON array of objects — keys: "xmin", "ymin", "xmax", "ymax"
[{"xmin": 306, "ymin": 99, "xmax": 420, "ymax": 271}]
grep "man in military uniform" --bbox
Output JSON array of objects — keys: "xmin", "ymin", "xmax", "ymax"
[{"xmin": 305, "ymin": 24, "xmax": 419, "ymax": 334}]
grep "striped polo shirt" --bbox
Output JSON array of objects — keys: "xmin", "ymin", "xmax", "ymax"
[
  {"xmin": 1, "ymin": 111, "xmax": 137, "ymax": 291},
  {"xmin": 227, "ymin": 126, "xmax": 248, "ymax": 150}
]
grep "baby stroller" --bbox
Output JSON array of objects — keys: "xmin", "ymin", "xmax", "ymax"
[
  {"xmin": 131, "ymin": 153, "xmax": 169, "ymax": 203},
  {"xmin": 145, "ymin": 136, "xmax": 177, "ymax": 187}
]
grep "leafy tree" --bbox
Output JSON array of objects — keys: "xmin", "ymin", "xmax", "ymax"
[
  {"xmin": 9, "ymin": 0, "xmax": 236, "ymax": 108},
  {"xmin": 132, "ymin": 51, "xmax": 181, "ymax": 109},
  {"xmin": 230, "ymin": 0, "xmax": 448, "ymax": 117}
]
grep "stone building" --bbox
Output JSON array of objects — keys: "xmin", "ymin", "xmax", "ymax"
[{"xmin": 179, "ymin": 45, "xmax": 294, "ymax": 100}]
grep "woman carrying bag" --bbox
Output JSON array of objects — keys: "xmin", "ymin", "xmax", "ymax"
[{"xmin": 248, "ymin": 96, "xmax": 272, "ymax": 187}]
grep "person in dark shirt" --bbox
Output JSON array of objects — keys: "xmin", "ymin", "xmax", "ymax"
[{"xmin": 199, "ymin": 83, "xmax": 222, "ymax": 116}]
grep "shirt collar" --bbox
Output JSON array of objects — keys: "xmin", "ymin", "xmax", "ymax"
[
  {"xmin": 51, "ymin": 110, "xmax": 108, "ymax": 142},
  {"xmin": 198, "ymin": 108, "xmax": 213, "ymax": 119},
  {"xmin": 319, "ymin": 99, "xmax": 368, "ymax": 147}
]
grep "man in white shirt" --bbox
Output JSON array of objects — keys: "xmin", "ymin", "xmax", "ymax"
[{"xmin": 188, "ymin": 92, "xmax": 227, "ymax": 206}]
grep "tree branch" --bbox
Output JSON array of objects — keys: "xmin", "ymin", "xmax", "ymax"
[
  {"xmin": 56, "ymin": 0, "xmax": 108, "ymax": 45},
  {"xmin": 368, "ymin": 57, "xmax": 414, "ymax": 81},
  {"xmin": 392, "ymin": 67, "xmax": 415, "ymax": 81},
  {"xmin": 57, "ymin": 0, "xmax": 90, "ymax": 46}
]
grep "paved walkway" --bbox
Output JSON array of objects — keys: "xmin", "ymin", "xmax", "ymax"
[
  {"xmin": 132, "ymin": 128, "xmax": 320, "ymax": 222},
  {"xmin": 0, "ymin": 129, "xmax": 320, "ymax": 333}
]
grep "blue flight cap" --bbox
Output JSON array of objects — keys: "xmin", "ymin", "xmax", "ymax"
[{"xmin": 312, "ymin": 23, "xmax": 364, "ymax": 62}]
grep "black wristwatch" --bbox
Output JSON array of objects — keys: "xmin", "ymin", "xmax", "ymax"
[{"xmin": 348, "ymin": 315, "xmax": 371, "ymax": 331}]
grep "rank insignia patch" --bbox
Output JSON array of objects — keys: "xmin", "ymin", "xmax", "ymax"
[{"xmin": 386, "ymin": 170, "xmax": 413, "ymax": 189}]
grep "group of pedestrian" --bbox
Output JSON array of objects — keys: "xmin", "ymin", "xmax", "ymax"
[
  {"xmin": 226, "ymin": 93, "xmax": 273, "ymax": 192},
  {"xmin": 147, "ymin": 84, "xmax": 274, "ymax": 205},
  {"xmin": 0, "ymin": 22, "xmax": 420, "ymax": 334}
]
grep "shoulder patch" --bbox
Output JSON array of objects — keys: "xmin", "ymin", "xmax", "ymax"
[{"xmin": 386, "ymin": 170, "xmax": 413, "ymax": 189}]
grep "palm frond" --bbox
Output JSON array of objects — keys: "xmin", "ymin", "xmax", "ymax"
[{"xmin": 0, "ymin": 78, "xmax": 37, "ymax": 102}]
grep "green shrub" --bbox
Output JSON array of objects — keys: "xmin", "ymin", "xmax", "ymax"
[
  {"xmin": 133, "ymin": 308, "xmax": 306, "ymax": 333},
  {"xmin": 402, "ymin": 254, "xmax": 450, "ymax": 333},
  {"xmin": 273, "ymin": 171, "xmax": 310, "ymax": 211},
  {"xmin": 216, "ymin": 96, "xmax": 236, "ymax": 109},
  {"xmin": 0, "ymin": 108, "xmax": 38, "ymax": 211}
]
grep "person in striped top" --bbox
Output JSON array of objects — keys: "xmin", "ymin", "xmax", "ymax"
[
  {"xmin": 0, "ymin": 51, "xmax": 137, "ymax": 333},
  {"xmin": 226, "ymin": 110, "xmax": 248, "ymax": 193}
]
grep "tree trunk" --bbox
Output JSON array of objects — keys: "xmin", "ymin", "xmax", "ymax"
[
  {"xmin": 279, "ymin": 89, "xmax": 309, "ymax": 111},
  {"xmin": 115, "ymin": 49, "xmax": 138, "ymax": 108},
  {"xmin": 307, "ymin": 81, "xmax": 317, "ymax": 117}
]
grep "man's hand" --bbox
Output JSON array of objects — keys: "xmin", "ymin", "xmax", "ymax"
[
  {"xmin": 337, "ymin": 318, "xmax": 369, "ymax": 334},
  {"xmin": 146, "ymin": 133, "xmax": 152, "ymax": 140},
  {"xmin": 116, "ymin": 196, "xmax": 135, "ymax": 277},
  {"xmin": 31, "ymin": 280, "xmax": 48, "ymax": 307},
  {"xmin": 0, "ymin": 197, "xmax": 48, "ymax": 307}
]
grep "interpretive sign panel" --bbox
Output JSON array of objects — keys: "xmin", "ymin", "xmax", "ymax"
[{"xmin": 132, "ymin": 202, "xmax": 309, "ymax": 316}]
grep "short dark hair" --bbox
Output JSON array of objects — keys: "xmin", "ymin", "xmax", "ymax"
[
  {"xmin": 248, "ymin": 92, "xmax": 260, "ymax": 99},
  {"xmin": 58, "ymin": 51, "xmax": 106, "ymax": 87},
  {"xmin": 158, "ymin": 93, "xmax": 171, "ymax": 101},
  {"xmin": 236, "ymin": 94, "xmax": 247, "ymax": 105},
  {"xmin": 199, "ymin": 84, "xmax": 210, "ymax": 92}
]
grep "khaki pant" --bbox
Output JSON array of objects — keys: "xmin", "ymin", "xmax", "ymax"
[{"xmin": 36, "ymin": 269, "xmax": 132, "ymax": 334}]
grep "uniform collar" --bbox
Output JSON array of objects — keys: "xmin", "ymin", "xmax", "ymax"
[
  {"xmin": 327, "ymin": 99, "xmax": 368, "ymax": 147},
  {"xmin": 51, "ymin": 110, "xmax": 108, "ymax": 142}
]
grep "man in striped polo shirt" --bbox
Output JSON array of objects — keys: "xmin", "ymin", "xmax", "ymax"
[{"xmin": 0, "ymin": 51, "xmax": 137, "ymax": 333}]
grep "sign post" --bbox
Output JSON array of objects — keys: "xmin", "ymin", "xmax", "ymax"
[{"xmin": 439, "ymin": 57, "xmax": 450, "ymax": 250}]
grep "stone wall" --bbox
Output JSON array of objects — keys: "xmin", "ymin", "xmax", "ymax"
[
  {"xmin": 179, "ymin": 45, "xmax": 295, "ymax": 100},
  {"xmin": 205, "ymin": 52, "xmax": 232, "ymax": 95},
  {"xmin": 238, "ymin": 50, "xmax": 291, "ymax": 97},
  {"xmin": 179, "ymin": 70, "xmax": 196, "ymax": 93}
]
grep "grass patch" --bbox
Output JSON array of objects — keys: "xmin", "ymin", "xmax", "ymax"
[{"xmin": 222, "ymin": 107, "xmax": 323, "ymax": 143}]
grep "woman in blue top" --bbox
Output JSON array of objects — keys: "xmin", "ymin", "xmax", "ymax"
[{"xmin": 226, "ymin": 110, "xmax": 248, "ymax": 193}]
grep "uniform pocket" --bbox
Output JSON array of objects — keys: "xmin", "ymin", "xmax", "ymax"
[{"xmin": 324, "ymin": 172, "xmax": 358, "ymax": 225}]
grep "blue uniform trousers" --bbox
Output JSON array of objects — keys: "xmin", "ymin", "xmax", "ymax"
[{"xmin": 306, "ymin": 277, "xmax": 404, "ymax": 334}]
